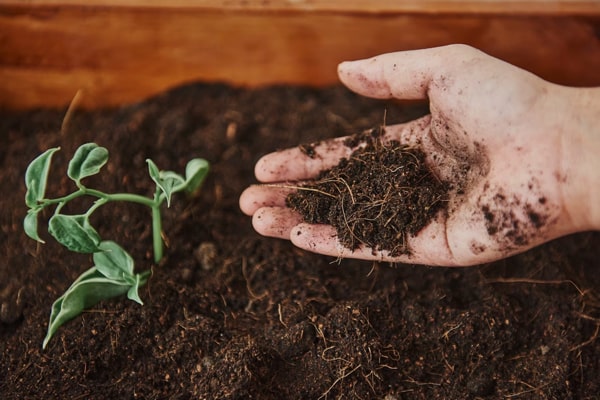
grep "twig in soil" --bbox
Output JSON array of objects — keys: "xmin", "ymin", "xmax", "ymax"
[
  {"xmin": 278, "ymin": 303, "xmax": 288, "ymax": 329},
  {"xmin": 574, "ymin": 312, "xmax": 600, "ymax": 323},
  {"xmin": 61, "ymin": 89, "xmax": 83, "ymax": 136},
  {"xmin": 264, "ymin": 183, "xmax": 336, "ymax": 198},
  {"xmin": 325, "ymin": 177, "xmax": 356, "ymax": 204},
  {"xmin": 570, "ymin": 323, "xmax": 600, "ymax": 352},
  {"xmin": 321, "ymin": 346, "xmax": 353, "ymax": 364},
  {"xmin": 340, "ymin": 195, "xmax": 370, "ymax": 249},
  {"xmin": 505, "ymin": 380, "xmax": 551, "ymax": 398},
  {"xmin": 403, "ymin": 377, "xmax": 442, "ymax": 387},
  {"xmin": 485, "ymin": 278, "xmax": 584, "ymax": 296},
  {"xmin": 242, "ymin": 257, "xmax": 268, "ymax": 300},
  {"xmin": 441, "ymin": 322, "xmax": 463, "ymax": 340},
  {"xmin": 318, "ymin": 364, "xmax": 362, "ymax": 399}
]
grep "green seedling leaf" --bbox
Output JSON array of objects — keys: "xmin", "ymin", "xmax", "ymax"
[
  {"xmin": 182, "ymin": 158, "xmax": 209, "ymax": 194},
  {"xmin": 127, "ymin": 270, "xmax": 151, "ymax": 305},
  {"xmin": 158, "ymin": 171, "xmax": 185, "ymax": 206},
  {"xmin": 146, "ymin": 159, "xmax": 185, "ymax": 207},
  {"xmin": 94, "ymin": 241, "xmax": 135, "ymax": 280},
  {"xmin": 48, "ymin": 213, "xmax": 101, "ymax": 253},
  {"xmin": 42, "ymin": 266, "xmax": 149, "ymax": 349},
  {"xmin": 68, "ymin": 143, "xmax": 109, "ymax": 184},
  {"xmin": 25, "ymin": 147, "xmax": 60, "ymax": 208},
  {"xmin": 147, "ymin": 158, "xmax": 160, "ymax": 182},
  {"xmin": 24, "ymin": 208, "xmax": 44, "ymax": 243}
]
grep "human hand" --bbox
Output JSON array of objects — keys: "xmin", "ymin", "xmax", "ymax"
[{"xmin": 240, "ymin": 44, "xmax": 600, "ymax": 266}]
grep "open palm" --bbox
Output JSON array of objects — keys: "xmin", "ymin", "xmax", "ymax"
[{"xmin": 240, "ymin": 45, "xmax": 591, "ymax": 266}]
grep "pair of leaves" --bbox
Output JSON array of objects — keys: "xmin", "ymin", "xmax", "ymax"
[
  {"xmin": 26, "ymin": 211, "xmax": 102, "ymax": 254},
  {"xmin": 43, "ymin": 241, "xmax": 150, "ymax": 349},
  {"xmin": 24, "ymin": 143, "xmax": 109, "ymax": 244},
  {"xmin": 25, "ymin": 143, "xmax": 108, "ymax": 207},
  {"xmin": 147, "ymin": 158, "xmax": 209, "ymax": 206},
  {"xmin": 67, "ymin": 143, "xmax": 109, "ymax": 185}
]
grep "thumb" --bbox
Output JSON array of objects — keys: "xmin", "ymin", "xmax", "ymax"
[{"xmin": 337, "ymin": 44, "xmax": 477, "ymax": 100}]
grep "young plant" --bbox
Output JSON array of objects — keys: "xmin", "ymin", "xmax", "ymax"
[{"xmin": 24, "ymin": 143, "xmax": 209, "ymax": 349}]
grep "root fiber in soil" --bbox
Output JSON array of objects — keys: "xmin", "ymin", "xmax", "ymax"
[{"xmin": 287, "ymin": 128, "xmax": 449, "ymax": 256}]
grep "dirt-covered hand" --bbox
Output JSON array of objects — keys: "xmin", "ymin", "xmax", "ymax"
[{"xmin": 240, "ymin": 44, "xmax": 600, "ymax": 266}]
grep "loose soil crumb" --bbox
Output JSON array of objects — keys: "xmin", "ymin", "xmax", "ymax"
[{"xmin": 287, "ymin": 128, "xmax": 449, "ymax": 255}]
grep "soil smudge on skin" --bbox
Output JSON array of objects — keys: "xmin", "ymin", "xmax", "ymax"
[
  {"xmin": 477, "ymin": 180, "xmax": 556, "ymax": 250},
  {"xmin": 287, "ymin": 127, "xmax": 450, "ymax": 255}
]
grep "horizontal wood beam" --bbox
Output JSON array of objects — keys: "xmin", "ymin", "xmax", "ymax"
[
  {"xmin": 3, "ymin": 1, "xmax": 600, "ymax": 15},
  {"xmin": 1, "ymin": 4, "xmax": 599, "ymax": 110}
]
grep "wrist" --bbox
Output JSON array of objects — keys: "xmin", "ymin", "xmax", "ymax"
[{"xmin": 560, "ymin": 86, "xmax": 600, "ymax": 231}]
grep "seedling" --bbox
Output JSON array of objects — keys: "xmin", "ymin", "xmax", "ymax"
[{"xmin": 24, "ymin": 143, "xmax": 209, "ymax": 349}]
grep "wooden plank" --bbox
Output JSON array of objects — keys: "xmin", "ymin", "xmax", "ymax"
[
  {"xmin": 1, "ymin": 5, "xmax": 599, "ymax": 109},
  {"xmin": 2, "ymin": 0, "xmax": 600, "ymax": 15}
]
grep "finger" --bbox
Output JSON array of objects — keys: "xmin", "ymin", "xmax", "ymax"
[
  {"xmin": 337, "ymin": 44, "xmax": 478, "ymax": 100},
  {"xmin": 254, "ymin": 136, "xmax": 355, "ymax": 182},
  {"xmin": 290, "ymin": 222, "xmax": 462, "ymax": 266},
  {"xmin": 254, "ymin": 119, "xmax": 434, "ymax": 183},
  {"xmin": 252, "ymin": 207, "xmax": 304, "ymax": 239},
  {"xmin": 239, "ymin": 184, "xmax": 293, "ymax": 216}
]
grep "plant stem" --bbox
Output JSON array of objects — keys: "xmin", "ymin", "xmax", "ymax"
[
  {"xmin": 86, "ymin": 188, "xmax": 156, "ymax": 208},
  {"xmin": 40, "ymin": 188, "xmax": 156, "ymax": 208},
  {"xmin": 151, "ymin": 189, "xmax": 163, "ymax": 263},
  {"xmin": 41, "ymin": 186, "xmax": 166, "ymax": 263}
]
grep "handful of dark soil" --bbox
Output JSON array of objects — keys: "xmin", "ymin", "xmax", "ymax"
[{"xmin": 287, "ymin": 128, "xmax": 450, "ymax": 256}]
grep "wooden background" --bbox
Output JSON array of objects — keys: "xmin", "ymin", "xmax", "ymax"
[{"xmin": 1, "ymin": 1, "xmax": 599, "ymax": 110}]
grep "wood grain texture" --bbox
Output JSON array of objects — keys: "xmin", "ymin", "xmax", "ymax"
[
  {"xmin": 3, "ymin": 1, "xmax": 600, "ymax": 15},
  {"xmin": 1, "ymin": 5, "xmax": 599, "ymax": 109}
]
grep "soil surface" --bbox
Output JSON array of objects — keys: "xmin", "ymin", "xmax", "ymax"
[
  {"xmin": 287, "ymin": 129, "xmax": 449, "ymax": 256},
  {"xmin": 1, "ymin": 83, "xmax": 600, "ymax": 399}
]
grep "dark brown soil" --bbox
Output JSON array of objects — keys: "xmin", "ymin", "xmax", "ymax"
[
  {"xmin": 287, "ymin": 128, "xmax": 449, "ymax": 256},
  {"xmin": 1, "ymin": 83, "xmax": 600, "ymax": 399}
]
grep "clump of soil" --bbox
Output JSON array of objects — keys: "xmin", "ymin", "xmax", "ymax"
[{"xmin": 287, "ymin": 127, "xmax": 449, "ymax": 255}]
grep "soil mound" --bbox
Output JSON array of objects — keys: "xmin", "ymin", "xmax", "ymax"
[{"xmin": 287, "ymin": 128, "xmax": 449, "ymax": 255}]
